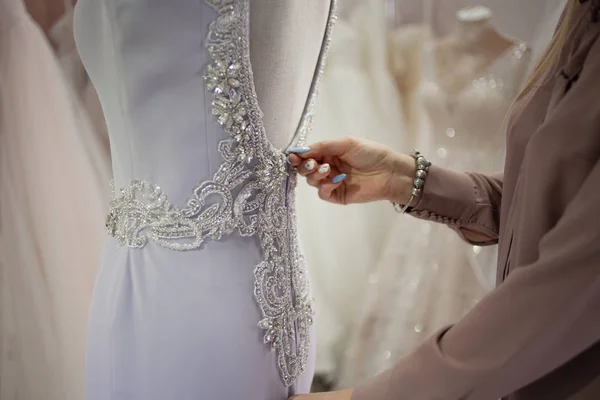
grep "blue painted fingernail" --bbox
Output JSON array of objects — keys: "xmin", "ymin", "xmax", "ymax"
[
  {"xmin": 288, "ymin": 146, "xmax": 310, "ymax": 154},
  {"xmin": 332, "ymin": 174, "xmax": 347, "ymax": 184}
]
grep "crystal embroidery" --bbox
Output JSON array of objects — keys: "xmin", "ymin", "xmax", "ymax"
[{"xmin": 105, "ymin": 0, "xmax": 337, "ymax": 386}]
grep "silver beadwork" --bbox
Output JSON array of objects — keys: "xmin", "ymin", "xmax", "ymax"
[
  {"xmin": 105, "ymin": 0, "xmax": 337, "ymax": 387},
  {"xmin": 393, "ymin": 150, "xmax": 431, "ymax": 214}
]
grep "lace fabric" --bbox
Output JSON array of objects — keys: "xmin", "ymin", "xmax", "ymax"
[{"xmin": 104, "ymin": 0, "xmax": 337, "ymax": 386}]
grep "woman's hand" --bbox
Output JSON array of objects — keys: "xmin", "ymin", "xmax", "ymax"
[
  {"xmin": 289, "ymin": 389, "xmax": 353, "ymax": 400},
  {"xmin": 288, "ymin": 137, "xmax": 415, "ymax": 205}
]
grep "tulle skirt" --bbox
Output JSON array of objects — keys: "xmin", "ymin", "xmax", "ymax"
[{"xmin": 0, "ymin": 11, "xmax": 109, "ymax": 400}]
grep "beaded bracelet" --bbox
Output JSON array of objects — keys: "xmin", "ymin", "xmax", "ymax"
[{"xmin": 392, "ymin": 150, "xmax": 431, "ymax": 214}]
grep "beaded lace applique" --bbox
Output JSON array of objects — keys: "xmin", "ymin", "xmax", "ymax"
[{"xmin": 104, "ymin": 0, "xmax": 336, "ymax": 386}]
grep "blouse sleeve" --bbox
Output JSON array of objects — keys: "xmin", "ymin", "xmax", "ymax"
[
  {"xmin": 407, "ymin": 166, "xmax": 503, "ymax": 245},
  {"xmin": 353, "ymin": 157, "xmax": 600, "ymax": 400}
]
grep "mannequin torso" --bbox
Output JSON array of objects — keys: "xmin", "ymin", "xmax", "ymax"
[
  {"xmin": 420, "ymin": 25, "xmax": 530, "ymax": 164},
  {"xmin": 433, "ymin": 8, "xmax": 517, "ymax": 99},
  {"xmin": 250, "ymin": 0, "xmax": 329, "ymax": 149},
  {"xmin": 72, "ymin": 1, "xmax": 337, "ymax": 398}
]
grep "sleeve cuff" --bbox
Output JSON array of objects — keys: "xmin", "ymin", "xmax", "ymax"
[{"xmin": 409, "ymin": 165, "xmax": 478, "ymax": 226}]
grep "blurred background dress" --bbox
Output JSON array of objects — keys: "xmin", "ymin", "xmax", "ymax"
[
  {"xmin": 296, "ymin": 0, "xmax": 406, "ymax": 383},
  {"xmin": 0, "ymin": 0, "xmax": 109, "ymax": 398}
]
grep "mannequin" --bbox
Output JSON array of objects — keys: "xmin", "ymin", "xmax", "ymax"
[
  {"xmin": 71, "ymin": 0, "xmax": 337, "ymax": 397},
  {"xmin": 388, "ymin": 6, "xmax": 529, "ymax": 144},
  {"xmin": 250, "ymin": 1, "xmax": 330, "ymax": 150},
  {"xmin": 432, "ymin": 6, "xmax": 518, "ymax": 101}
]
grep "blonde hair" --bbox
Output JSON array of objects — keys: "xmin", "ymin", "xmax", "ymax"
[{"xmin": 515, "ymin": 0, "xmax": 579, "ymax": 102}]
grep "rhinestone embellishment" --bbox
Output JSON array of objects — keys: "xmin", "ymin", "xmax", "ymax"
[{"xmin": 105, "ymin": 0, "xmax": 336, "ymax": 386}]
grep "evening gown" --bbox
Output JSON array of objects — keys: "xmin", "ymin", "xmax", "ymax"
[
  {"xmin": 339, "ymin": 36, "xmax": 531, "ymax": 386},
  {"xmin": 73, "ymin": 0, "xmax": 336, "ymax": 398},
  {"xmin": 0, "ymin": 0, "xmax": 107, "ymax": 398}
]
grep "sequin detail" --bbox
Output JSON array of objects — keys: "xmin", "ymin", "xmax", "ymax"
[{"xmin": 105, "ymin": 0, "xmax": 337, "ymax": 386}]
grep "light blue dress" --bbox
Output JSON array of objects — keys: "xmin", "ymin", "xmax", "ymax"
[{"xmin": 73, "ymin": 1, "xmax": 336, "ymax": 398}]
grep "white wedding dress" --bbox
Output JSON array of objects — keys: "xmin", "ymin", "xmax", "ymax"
[
  {"xmin": 339, "ymin": 33, "xmax": 531, "ymax": 387},
  {"xmin": 296, "ymin": 0, "xmax": 406, "ymax": 379}
]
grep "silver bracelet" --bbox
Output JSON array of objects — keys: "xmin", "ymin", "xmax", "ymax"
[{"xmin": 392, "ymin": 150, "xmax": 431, "ymax": 214}]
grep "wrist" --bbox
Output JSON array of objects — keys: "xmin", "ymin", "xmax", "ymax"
[{"xmin": 385, "ymin": 153, "xmax": 416, "ymax": 204}]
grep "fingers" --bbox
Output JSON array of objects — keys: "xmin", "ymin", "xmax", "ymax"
[
  {"xmin": 288, "ymin": 153, "xmax": 318, "ymax": 176},
  {"xmin": 307, "ymin": 162, "xmax": 347, "ymax": 203},
  {"xmin": 306, "ymin": 163, "xmax": 331, "ymax": 186},
  {"xmin": 288, "ymin": 137, "xmax": 357, "ymax": 160},
  {"xmin": 295, "ymin": 158, "xmax": 318, "ymax": 176},
  {"xmin": 318, "ymin": 174, "xmax": 346, "ymax": 202},
  {"xmin": 294, "ymin": 158, "xmax": 333, "ymax": 181},
  {"xmin": 288, "ymin": 152, "xmax": 348, "ymax": 203},
  {"xmin": 287, "ymin": 153, "xmax": 303, "ymax": 168}
]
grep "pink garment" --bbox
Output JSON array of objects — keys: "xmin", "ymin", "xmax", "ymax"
[
  {"xmin": 49, "ymin": 5, "xmax": 111, "ymax": 159},
  {"xmin": 0, "ymin": 0, "xmax": 108, "ymax": 398}
]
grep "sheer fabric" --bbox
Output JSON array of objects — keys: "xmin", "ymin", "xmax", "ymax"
[{"xmin": 0, "ymin": 0, "xmax": 107, "ymax": 397}]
